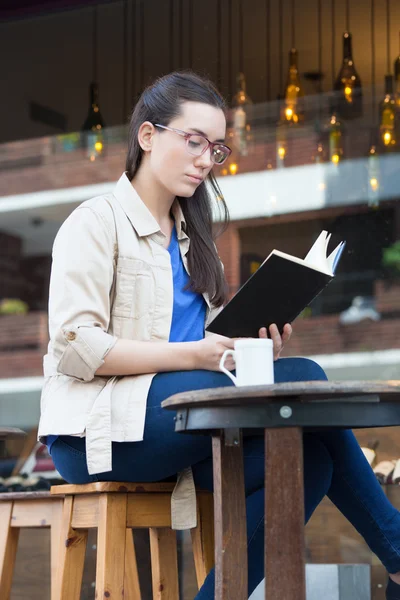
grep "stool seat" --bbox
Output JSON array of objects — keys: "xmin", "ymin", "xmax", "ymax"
[
  {"xmin": 0, "ymin": 491, "xmax": 53, "ymax": 501},
  {"xmin": 51, "ymin": 481, "xmax": 177, "ymax": 495},
  {"xmin": 0, "ymin": 428, "xmax": 26, "ymax": 440}
]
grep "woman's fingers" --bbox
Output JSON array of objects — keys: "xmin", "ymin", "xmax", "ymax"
[
  {"xmin": 282, "ymin": 323, "xmax": 292, "ymax": 344},
  {"xmin": 268, "ymin": 324, "xmax": 282, "ymax": 360},
  {"xmin": 258, "ymin": 327, "xmax": 268, "ymax": 338}
]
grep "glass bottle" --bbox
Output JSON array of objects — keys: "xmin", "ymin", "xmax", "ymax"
[
  {"xmin": 329, "ymin": 113, "xmax": 343, "ymax": 164},
  {"xmin": 334, "ymin": 32, "xmax": 363, "ymax": 120},
  {"xmin": 379, "ymin": 75, "xmax": 397, "ymax": 151},
  {"xmin": 232, "ymin": 73, "xmax": 252, "ymax": 156},
  {"xmin": 282, "ymin": 48, "xmax": 304, "ymax": 124}
]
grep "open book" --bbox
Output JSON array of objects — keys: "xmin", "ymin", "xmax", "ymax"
[{"xmin": 206, "ymin": 231, "xmax": 346, "ymax": 338}]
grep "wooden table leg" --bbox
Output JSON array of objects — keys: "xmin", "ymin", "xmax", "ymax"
[
  {"xmin": 212, "ymin": 430, "xmax": 247, "ymax": 600},
  {"xmin": 265, "ymin": 427, "xmax": 305, "ymax": 600}
]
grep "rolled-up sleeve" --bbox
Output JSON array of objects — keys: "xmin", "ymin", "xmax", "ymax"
[{"xmin": 48, "ymin": 205, "xmax": 117, "ymax": 382}]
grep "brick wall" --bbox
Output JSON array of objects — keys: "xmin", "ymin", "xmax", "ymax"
[
  {"xmin": 281, "ymin": 278, "xmax": 400, "ymax": 357},
  {"xmin": 0, "ymin": 312, "xmax": 48, "ymax": 378},
  {"xmin": 282, "ymin": 314, "xmax": 400, "ymax": 358},
  {"xmin": 0, "ymin": 230, "xmax": 25, "ymax": 299},
  {"xmin": 0, "ymin": 229, "xmax": 51, "ymax": 312},
  {"xmin": 375, "ymin": 279, "xmax": 400, "ymax": 313}
]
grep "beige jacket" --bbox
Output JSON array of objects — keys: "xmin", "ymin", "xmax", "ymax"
[{"xmin": 38, "ymin": 173, "xmax": 221, "ymax": 525}]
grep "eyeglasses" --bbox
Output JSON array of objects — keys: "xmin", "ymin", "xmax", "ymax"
[{"xmin": 154, "ymin": 124, "xmax": 232, "ymax": 165}]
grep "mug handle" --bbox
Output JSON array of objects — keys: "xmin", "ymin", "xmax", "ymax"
[{"xmin": 219, "ymin": 350, "xmax": 238, "ymax": 385}]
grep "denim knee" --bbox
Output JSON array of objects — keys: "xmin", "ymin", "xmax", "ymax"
[
  {"xmin": 297, "ymin": 357, "xmax": 328, "ymax": 381},
  {"xmin": 274, "ymin": 356, "xmax": 328, "ymax": 383}
]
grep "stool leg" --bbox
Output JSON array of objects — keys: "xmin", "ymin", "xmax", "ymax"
[
  {"xmin": 55, "ymin": 495, "xmax": 88, "ymax": 599},
  {"xmin": 191, "ymin": 493, "xmax": 215, "ymax": 589},
  {"xmin": 96, "ymin": 493, "xmax": 128, "ymax": 599},
  {"xmin": 149, "ymin": 528, "xmax": 179, "ymax": 600},
  {"xmin": 0, "ymin": 502, "xmax": 19, "ymax": 599},
  {"xmin": 124, "ymin": 529, "xmax": 142, "ymax": 599},
  {"xmin": 50, "ymin": 499, "xmax": 64, "ymax": 600}
]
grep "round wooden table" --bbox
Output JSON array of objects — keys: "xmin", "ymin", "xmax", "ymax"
[{"xmin": 162, "ymin": 381, "xmax": 400, "ymax": 600}]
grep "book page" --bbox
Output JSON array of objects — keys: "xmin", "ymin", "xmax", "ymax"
[
  {"xmin": 261, "ymin": 231, "xmax": 344, "ymax": 277},
  {"xmin": 327, "ymin": 241, "xmax": 346, "ymax": 273},
  {"xmin": 269, "ymin": 249, "xmax": 330, "ymax": 274},
  {"xmin": 303, "ymin": 231, "xmax": 331, "ymax": 273}
]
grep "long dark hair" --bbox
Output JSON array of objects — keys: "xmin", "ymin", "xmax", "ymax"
[{"xmin": 125, "ymin": 71, "xmax": 229, "ymax": 307}]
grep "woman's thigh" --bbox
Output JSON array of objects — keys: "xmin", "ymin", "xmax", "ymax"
[
  {"xmin": 52, "ymin": 370, "xmax": 234, "ymax": 483},
  {"xmin": 51, "ymin": 358, "xmax": 328, "ymax": 484}
]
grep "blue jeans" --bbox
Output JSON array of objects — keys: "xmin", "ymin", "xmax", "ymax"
[{"xmin": 50, "ymin": 358, "xmax": 400, "ymax": 598}]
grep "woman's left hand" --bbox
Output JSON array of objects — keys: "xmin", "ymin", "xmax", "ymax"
[{"xmin": 258, "ymin": 323, "xmax": 292, "ymax": 361}]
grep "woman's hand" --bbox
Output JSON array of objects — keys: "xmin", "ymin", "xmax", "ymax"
[
  {"xmin": 194, "ymin": 334, "xmax": 236, "ymax": 371},
  {"xmin": 259, "ymin": 323, "xmax": 292, "ymax": 360}
]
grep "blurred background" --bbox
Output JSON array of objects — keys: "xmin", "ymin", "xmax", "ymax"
[{"xmin": 0, "ymin": 0, "xmax": 400, "ymax": 598}]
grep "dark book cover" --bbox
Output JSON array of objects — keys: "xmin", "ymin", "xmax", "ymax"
[{"xmin": 206, "ymin": 253, "xmax": 333, "ymax": 338}]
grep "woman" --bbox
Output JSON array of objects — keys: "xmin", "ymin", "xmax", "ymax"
[{"xmin": 39, "ymin": 71, "xmax": 400, "ymax": 599}]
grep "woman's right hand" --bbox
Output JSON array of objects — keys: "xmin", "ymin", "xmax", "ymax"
[{"xmin": 193, "ymin": 334, "xmax": 236, "ymax": 372}]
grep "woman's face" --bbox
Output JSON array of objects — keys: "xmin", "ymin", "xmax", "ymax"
[{"xmin": 144, "ymin": 101, "xmax": 227, "ymax": 198}]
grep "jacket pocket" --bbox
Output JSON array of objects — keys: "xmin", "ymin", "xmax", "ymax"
[{"xmin": 112, "ymin": 259, "xmax": 155, "ymax": 320}]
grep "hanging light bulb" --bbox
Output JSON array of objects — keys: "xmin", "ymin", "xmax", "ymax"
[
  {"xmin": 275, "ymin": 120, "xmax": 287, "ymax": 169},
  {"xmin": 367, "ymin": 142, "xmax": 380, "ymax": 207},
  {"xmin": 329, "ymin": 113, "xmax": 343, "ymax": 164},
  {"xmin": 277, "ymin": 144, "xmax": 286, "ymax": 161},
  {"xmin": 313, "ymin": 142, "xmax": 325, "ymax": 163},
  {"xmin": 379, "ymin": 75, "xmax": 397, "ymax": 150},
  {"xmin": 229, "ymin": 162, "xmax": 238, "ymax": 176},
  {"xmin": 334, "ymin": 32, "xmax": 363, "ymax": 119},
  {"xmin": 232, "ymin": 73, "xmax": 252, "ymax": 156},
  {"xmin": 282, "ymin": 49, "xmax": 304, "ymax": 124},
  {"xmin": 82, "ymin": 8, "xmax": 105, "ymax": 161},
  {"xmin": 82, "ymin": 82, "xmax": 106, "ymax": 160}
]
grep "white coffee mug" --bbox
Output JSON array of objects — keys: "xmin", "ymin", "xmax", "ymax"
[{"xmin": 219, "ymin": 338, "xmax": 274, "ymax": 386}]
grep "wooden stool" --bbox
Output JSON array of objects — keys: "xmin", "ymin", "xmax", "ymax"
[
  {"xmin": 0, "ymin": 490, "xmax": 64, "ymax": 600},
  {"xmin": 51, "ymin": 481, "xmax": 214, "ymax": 599}
]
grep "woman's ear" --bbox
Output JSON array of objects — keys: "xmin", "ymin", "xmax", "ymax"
[{"xmin": 138, "ymin": 121, "xmax": 155, "ymax": 152}]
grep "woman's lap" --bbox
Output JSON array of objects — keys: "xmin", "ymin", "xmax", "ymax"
[{"xmin": 51, "ymin": 357, "xmax": 327, "ymax": 484}]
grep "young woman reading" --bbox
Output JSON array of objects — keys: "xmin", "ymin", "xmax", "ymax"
[{"xmin": 39, "ymin": 71, "xmax": 400, "ymax": 599}]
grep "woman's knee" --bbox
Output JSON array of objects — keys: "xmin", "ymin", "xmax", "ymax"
[{"xmin": 274, "ymin": 357, "xmax": 328, "ymax": 383}]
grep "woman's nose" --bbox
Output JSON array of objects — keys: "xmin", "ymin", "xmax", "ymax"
[{"xmin": 195, "ymin": 147, "xmax": 213, "ymax": 169}]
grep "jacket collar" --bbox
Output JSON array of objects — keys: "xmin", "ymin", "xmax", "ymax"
[
  {"xmin": 113, "ymin": 172, "xmax": 188, "ymax": 240},
  {"xmin": 171, "ymin": 198, "xmax": 189, "ymax": 241}
]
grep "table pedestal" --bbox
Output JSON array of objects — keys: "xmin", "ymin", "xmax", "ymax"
[
  {"xmin": 265, "ymin": 428, "xmax": 306, "ymax": 599},
  {"xmin": 212, "ymin": 432, "xmax": 247, "ymax": 598}
]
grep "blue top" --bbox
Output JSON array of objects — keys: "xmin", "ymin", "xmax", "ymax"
[
  {"xmin": 167, "ymin": 224, "xmax": 207, "ymax": 343},
  {"xmin": 47, "ymin": 224, "xmax": 206, "ymax": 453}
]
